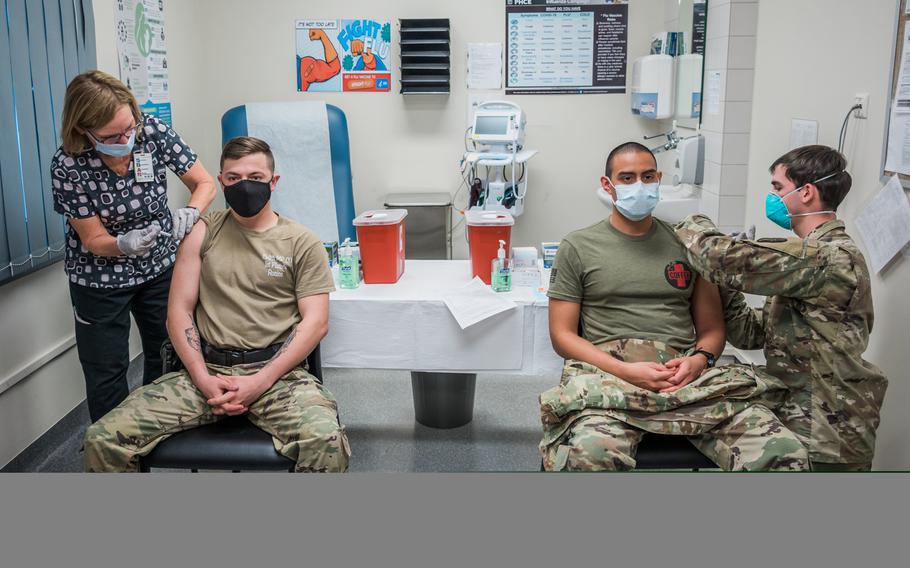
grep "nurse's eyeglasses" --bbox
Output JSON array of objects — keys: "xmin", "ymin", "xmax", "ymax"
[{"xmin": 87, "ymin": 121, "xmax": 141, "ymax": 145}]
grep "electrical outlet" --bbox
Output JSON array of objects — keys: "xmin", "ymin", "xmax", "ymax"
[{"xmin": 854, "ymin": 93, "xmax": 869, "ymax": 119}]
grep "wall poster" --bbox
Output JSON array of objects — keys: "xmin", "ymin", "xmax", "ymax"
[
  {"xmin": 115, "ymin": 0, "xmax": 172, "ymax": 123},
  {"xmin": 296, "ymin": 19, "xmax": 392, "ymax": 93},
  {"xmin": 505, "ymin": 0, "xmax": 628, "ymax": 95}
]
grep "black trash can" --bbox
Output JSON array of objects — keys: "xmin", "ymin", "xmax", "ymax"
[{"xmin": 411, "ymin": 371, "xmax": 477, "ymax": 429}]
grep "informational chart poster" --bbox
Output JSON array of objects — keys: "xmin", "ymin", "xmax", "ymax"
[
  {"xmin": 505, "ymin": 0, "xmax": 628, "ymax": 95},
  {"xmin": 296, "ymin": 19, "xmax": 392, "ymax": 93},
  {"xmin": 115, "ymin": 0, "xmax": 172, "ymax": 124}
]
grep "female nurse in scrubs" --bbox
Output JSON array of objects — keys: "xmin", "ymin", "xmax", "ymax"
[{"xmin": 50, "ymin": 70, "xmax": 216, "ymax": 422}]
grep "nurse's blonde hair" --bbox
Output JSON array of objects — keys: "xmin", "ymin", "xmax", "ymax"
[{"xmin": 60, "ymin": 70, "xmax": 142, "ymax": 155}]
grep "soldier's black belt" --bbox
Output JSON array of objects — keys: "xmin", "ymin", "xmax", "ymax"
[{"xmin": 202, "ymin": 342, "xmax": 283, "ymax": 366}]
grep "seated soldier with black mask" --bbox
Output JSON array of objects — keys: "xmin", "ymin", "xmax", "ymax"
[
  {"xmin": 539, "ymin": 142, "xmax": 809, "ymax": 472},
  {"xmin": 83, "ymin": 136, "xmax": 350, "ymax": 472}
]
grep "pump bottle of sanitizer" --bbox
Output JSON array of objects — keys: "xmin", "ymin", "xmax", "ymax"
[
  {"xmin": 338, "ymin": 238, "xmax": 360, "ymax": 289},
  {"xmin": 491, "ymin": 239, "xmax": 512, "ymax": 292}
]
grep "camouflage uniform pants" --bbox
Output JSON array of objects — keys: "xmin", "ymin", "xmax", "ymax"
[
  {"xmin": 83, "ymin": 364, "xmax": 350, "ymax": 472},
  {"xmin": 540, "ymin": 339, "xmax": 810, "ymax": 472},
  {"xmin": 761, "ymin": 384, "xmax": 874, "ymax": 471},
  {"xmin": 554, "ymin": 404, "xmax": 807, "ymax": 471}
]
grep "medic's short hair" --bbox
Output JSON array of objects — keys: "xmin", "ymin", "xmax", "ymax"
[{"xmin": 770, "ymin": 145, "xmax": 851, "ymax": 210}]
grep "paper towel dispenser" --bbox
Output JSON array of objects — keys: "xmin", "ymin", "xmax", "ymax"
[
  {"xmin": 630, "ymin": 54, "xmax": 676, "ymax": 120},
  {"xmin": 676, "ymin": 53, "xmax": 703, "ymax": 120}
]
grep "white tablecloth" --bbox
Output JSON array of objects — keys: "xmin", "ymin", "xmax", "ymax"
[{"xmin": 323, "ymin": 260, "xmax": 563, "ymax": 375}]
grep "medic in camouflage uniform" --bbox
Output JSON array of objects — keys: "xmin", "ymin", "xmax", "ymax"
[
  {"xmin": 674, "ymin": 145, "xmax": 887, "ymax": 471},
  {"xmin": 541, "ymin": 142, "xmax": 809, "ymax": 472}
]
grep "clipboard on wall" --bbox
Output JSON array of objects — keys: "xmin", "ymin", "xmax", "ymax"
[{"xmin": 883, "ymin": 0, "xmax": 910, "ymax": 181}]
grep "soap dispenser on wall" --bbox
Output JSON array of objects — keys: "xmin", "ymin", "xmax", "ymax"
[{"xmin": 672, "ymin": 135, "xmax": 704, "ymax": 186}]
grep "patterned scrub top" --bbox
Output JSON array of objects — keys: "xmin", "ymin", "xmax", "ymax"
[{"xmin": 51, "ymin": 114, "xmax": 197, "ymax": 288}]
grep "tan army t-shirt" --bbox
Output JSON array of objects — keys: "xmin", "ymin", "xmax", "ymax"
[
  {"xmin": 547, "ymin": 217, "xmax": 697, "ymax": 352},
  {"xmin": 195, "ymin": 209, "xmax": 334, "ymax": 350}
]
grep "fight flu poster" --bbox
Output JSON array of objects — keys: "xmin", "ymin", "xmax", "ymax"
[{"xmin": 296, "ymin": 19, "xmax": 392, "ymax": 93}]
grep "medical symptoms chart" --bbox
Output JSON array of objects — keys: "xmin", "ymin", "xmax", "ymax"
[
  {"xmin": 505, "ymin": 0, "xmax": 628, "ymax": 95},
  {"xmin": 115, "ymin": 0, "xmax": 172, "ymax": 124}
]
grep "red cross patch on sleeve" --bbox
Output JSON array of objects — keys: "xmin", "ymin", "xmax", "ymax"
[{"xmin": 664, "ymin": 261, "xmax": 693, "ymax": 289}]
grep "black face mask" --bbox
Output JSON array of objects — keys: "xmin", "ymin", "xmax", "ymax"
[{"xmin": 223, "ymin": 179, "xmax": 272, "ymax": 218}]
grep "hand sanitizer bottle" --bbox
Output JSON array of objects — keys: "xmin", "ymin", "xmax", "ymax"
[
  {"xmin": 491, "ymin": 239, "xmax": 512, "ymax": 292},
  {"xmin": 338, "ymin": 238, "xmax": 360, "ymax": 289}
]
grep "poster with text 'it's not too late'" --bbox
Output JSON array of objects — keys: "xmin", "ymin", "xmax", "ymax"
[{"xmin": 296, "ymin": 19, "xmax": 392, "ymax": 93}]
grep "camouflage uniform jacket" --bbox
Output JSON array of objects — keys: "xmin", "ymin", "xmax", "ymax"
[{"xmin": 674, "ymin": 215, "xmax": 887, "ymax": 465}]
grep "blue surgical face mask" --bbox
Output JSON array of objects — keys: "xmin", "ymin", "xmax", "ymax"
[
  {"xmin": 93, "ymin": 130, "xmax": 136, "ymax": 157},
  {"xmin": 610, "ymin": 180, "xmax": 660, "ymax": 221},
  {"xmin": 765, "ymin": 171, "xmax": 840, "ymax": 230}
]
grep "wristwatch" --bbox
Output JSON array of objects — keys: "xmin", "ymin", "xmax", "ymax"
[{"xmin": 692, "ymin": 348, "xmax": 717, "ymax": 368}]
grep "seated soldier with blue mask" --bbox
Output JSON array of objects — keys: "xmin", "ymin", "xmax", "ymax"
[
  {"xmin": 540, "ymin": 142, "xmax": 809, "ymax": 472},
  {"xmin": 82, "ymin": 136, "xmax": 350, "ymax": 472}
]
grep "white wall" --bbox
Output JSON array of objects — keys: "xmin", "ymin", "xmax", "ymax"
[
  {"xmin": 698, "ymin": 0, "xmax": 758, "ymax": 231},
  {"xmin": 0, "ymin": 1, "xmax": 140, "ymax": 468},
  {"xmin": 0, "ymin": 266, "xmax": 80, "ymax": 467},
  {"xmin": 154, "ymin": 0, "xmax": 677, "ymax": 257},
  {"xmin": 0, "ymin": 0, "xmax": 680, "ymax": 468},
  {"xmin": 15, "ymin": 0, "xmax": 906, "ymax": 471},
  {"xmin": 748, "ymin": 0, "xmax": 909, "ymax": 469}
]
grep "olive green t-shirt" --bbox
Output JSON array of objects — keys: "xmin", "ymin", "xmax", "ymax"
[
  {"xmin": 196, "ymin": 209, "xmax": 334, "ymax": 350},
  {"xmin": 547, "ymin": 217, "xmax": 697, "ymax": 352}
]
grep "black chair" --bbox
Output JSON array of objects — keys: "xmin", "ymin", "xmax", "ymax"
[
  {"xmin": 138, "ymin": 344, "xmax": 323, "ymax": 472},
  {"xmin": 540, "ymin": 434, "xmax": 717, "ymax": 472},
  {"xmin": 633, "ymin": 433, "xmax": 717, "ymax": 470}
]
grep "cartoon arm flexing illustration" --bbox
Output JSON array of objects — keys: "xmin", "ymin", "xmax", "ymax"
[{"xmin": 299, "ymin": 29, "xmax": 341, "ymax": 91}]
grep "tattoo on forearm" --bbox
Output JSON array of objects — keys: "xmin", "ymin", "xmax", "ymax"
[
  {"xmin": 263, "ymin": 325, "xmax": 300, "ymax": 372},
  {"xmin": 275, "ymin": 325, "xmax": 298, "ymax": 358},
  {"xmin": 184, "ymin": 317, "xmax": 201, "ymax": 352}
]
